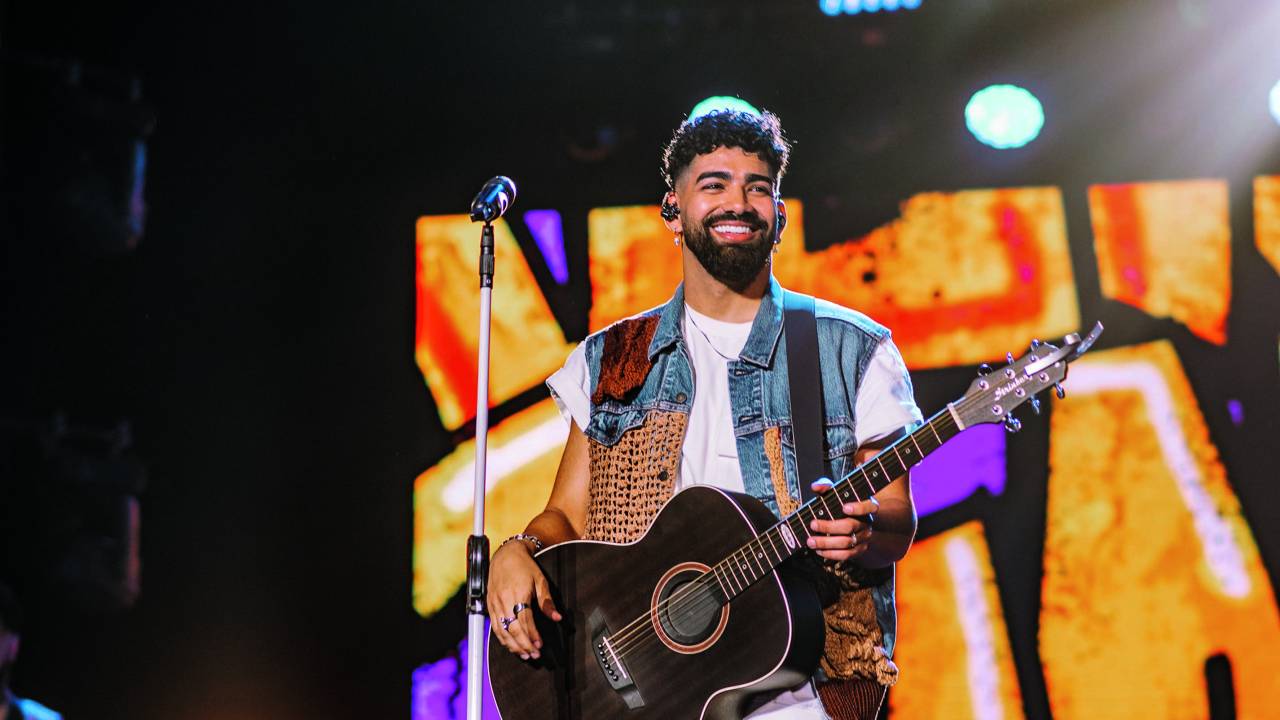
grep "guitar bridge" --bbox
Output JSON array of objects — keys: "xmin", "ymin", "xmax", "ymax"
[{"xmin": 589, "ymin": 608, "xmax": 643, "ymax": 709}]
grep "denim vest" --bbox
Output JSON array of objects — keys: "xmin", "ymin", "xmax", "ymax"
[{"xmin": 579, "ymin": 276, "xmax": 902, "ymax": 684}]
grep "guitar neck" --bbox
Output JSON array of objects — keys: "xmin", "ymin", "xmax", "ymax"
[{"xmin": 707, "ymin": 405, "xmax": 966, "ymax": 602}]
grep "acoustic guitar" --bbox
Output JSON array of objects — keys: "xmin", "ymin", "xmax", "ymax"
[{"xmin": 489, "ymin": 324, "xmax": 1102, "ymax": 719}]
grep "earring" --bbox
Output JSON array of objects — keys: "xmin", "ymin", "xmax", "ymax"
[
  {"xmin": 772, "ymin": 236, "xmax": 781, "ymax": 255},
  {"xmin": 674, "ymin": 231, "xmax": 683, "ymax": 248}
]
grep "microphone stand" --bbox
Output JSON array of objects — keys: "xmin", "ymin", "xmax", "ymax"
[{"xmin": 465, "ymin": 219, "xmax": 496, "ymax": 720}]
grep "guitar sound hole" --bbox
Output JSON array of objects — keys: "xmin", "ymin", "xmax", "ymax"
[{"xmin": 656, "ymin": 570, "xmax": 722, "ymax": 646}]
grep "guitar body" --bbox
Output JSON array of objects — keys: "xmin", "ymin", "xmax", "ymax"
[{"xmin": 488, "ymin": 486, "xmax": 824, "ymax": 719}]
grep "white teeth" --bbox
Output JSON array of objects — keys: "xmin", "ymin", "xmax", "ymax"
[{"xmin": 713, "ymin": 224, "xmax": 751, "ymax": 233}]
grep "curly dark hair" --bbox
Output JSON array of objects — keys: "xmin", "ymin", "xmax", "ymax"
[{"xmin": 661, "ymin": 109, "xmax": 792, "ymax": 190}]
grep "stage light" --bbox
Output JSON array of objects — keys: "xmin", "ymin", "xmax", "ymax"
[
  {"xmin": 820, "ymin": 0, "xmax": 921, "ymax": 14},
  {"xmin": 965, "ymin": 84, "xmax": 1045, "ymax": 149},
  {"xmin": 689, "ymin": 96, "xmax": 761, "ymax": 119},
  {"xmin": 1270, "ymin": 80, "xmax": 1280, "ymax": 126}
]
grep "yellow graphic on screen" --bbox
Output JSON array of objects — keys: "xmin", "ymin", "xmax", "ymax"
[
  {"xmin": 415, "ymin": 215, "xmax": 575, "ymax": 430},
  {"xmin": 1041, "ymin": 340, "xmax": 1280, "ymax": 719},
  {"xmin": 412, "ymin": 399, "xmax": 564, "ymax": 616},
  {"xmin": 893, "ymin": 521, "xmax": 1024, "ymax": 720},
  {"xmin": 1089, "ymin": 180, "xmax": 1232, "ymax": 345},
  {"xmin": 587, "ymin": 189, "xmax": 1080, "ymax": 370},
  {"xmin": 1254, "ymin": 175, "xmax": 1280, "ymax": 277}
]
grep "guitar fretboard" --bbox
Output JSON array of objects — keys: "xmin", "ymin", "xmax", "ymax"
[{"xmin": 703, "ymin": 404, "xmax": 965, "ymax": 603}]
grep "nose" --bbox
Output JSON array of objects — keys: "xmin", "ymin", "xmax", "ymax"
[{"xmin": 721, "ymin": 185, "xmax": 750, "ymax": 214}]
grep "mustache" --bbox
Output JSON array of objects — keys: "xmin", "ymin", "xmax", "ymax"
[{"xmin": 702, "ymin": 212, "xmax": 767, "ymax": 231}]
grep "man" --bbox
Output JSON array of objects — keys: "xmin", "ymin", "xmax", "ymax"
[{"xmin": 488, "ymin": 108, "xmax": 922, "ymax": 719}]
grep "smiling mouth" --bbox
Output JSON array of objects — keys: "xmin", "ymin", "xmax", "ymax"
[{"xmin": 708, "ymin": 220, "xmax": 762, "ymax": 241}]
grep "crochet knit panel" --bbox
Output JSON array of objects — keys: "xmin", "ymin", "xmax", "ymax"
[{"xmin": 582, "ymin": 410, "xmax": 686, "ymax": 544}]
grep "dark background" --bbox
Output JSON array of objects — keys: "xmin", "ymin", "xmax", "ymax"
[{"xmin": 2, "ymin": 1, "xmax": 1278, "ymax": 718}]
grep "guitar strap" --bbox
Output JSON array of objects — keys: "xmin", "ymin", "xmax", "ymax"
[
  {"xmin": 782, "ymin": 290, "xmax": 824, "ymax": 503},
  {"xmin": 784, "ymin": 292, "xmax": 890, "ymax": 720}
]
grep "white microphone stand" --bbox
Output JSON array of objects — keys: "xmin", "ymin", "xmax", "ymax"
[{"xmin": 465, "ymin": 212, "xmax": 499, "ymax": 720}]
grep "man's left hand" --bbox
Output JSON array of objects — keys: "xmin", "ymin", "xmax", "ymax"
[{"xmin": 806, "ymin": 478, "xmax": 879, "ymax": 562}]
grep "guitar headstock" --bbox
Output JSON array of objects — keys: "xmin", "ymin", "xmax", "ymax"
[{"xmin": 954, "ymin": 322, "xmax": 1104, "ymax": 432}]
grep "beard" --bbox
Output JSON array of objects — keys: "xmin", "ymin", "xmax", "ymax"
[{"xmin": 683, "ymin": 211, "xmax": 776, "ymax": 292}]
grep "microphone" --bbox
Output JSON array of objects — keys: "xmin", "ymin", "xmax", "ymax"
[{"xmin": 469, "ymin": 176, "xmax": 518, "ymax": 223}]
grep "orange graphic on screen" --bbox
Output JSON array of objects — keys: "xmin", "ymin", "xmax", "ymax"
[
  {"xmin": 588, "ymin": 189, "xmax": 1080, "ymax": 370},
  {"xmin": 1089, "ymin": 180, "xmax": 1231, "ymax": 345},
  {"xmin": 1254, "ymin": 175, "xmax": 1280, "ymax": 277},
  {"xmin": 1041, "ymin": 340, "xmax": 1280, "ymax": 719},
  {"xmin": 893, "ymin": 521, "xmax": 1024, "ymax": 720},
  {"xmin": 415, "ymin": 215, "xmax": 575, "ymax": 430}
]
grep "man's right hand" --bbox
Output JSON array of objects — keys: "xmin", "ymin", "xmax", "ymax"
[{"xmin": 487, "ymin": 540, "xmax": 562, "ymax": 660}]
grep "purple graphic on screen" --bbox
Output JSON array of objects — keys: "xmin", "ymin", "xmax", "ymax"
[
  {"xmin": 413, "ymin": 634, "xmax": 500, "ymax": 719},
  {"xmin": 911, "ymin": 423, "xmax": 1006, "ymax": 517},
  {"xmin": 1226, "ymin": 398, "xmax": 1244, "ymax": 427},
  {"xmin": 524, "ymin": 209, "xmax": 569, "ymax": 285}
]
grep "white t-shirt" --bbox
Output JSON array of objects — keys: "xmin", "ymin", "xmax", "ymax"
[{"xmin": 545, "ymin": 303, "xmax": 921, "ymax": 718}]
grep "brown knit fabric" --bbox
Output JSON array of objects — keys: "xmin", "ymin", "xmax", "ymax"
[
  {"xmin": 764, "ymin": 426, "xmax": 799, "ymax": 516},
  {"xmin": 817, "ymin": 678, "xmax": 887, "ymax": 720},
  {"xmin": 583, "ymin": 410, "xmax": 686, "ymax": 543},
  {"xmin": 591, "ymin": 315, "xmax": 661, "ymax": 405},
  {"xmin": 820, "ymin": 567, "xmax": 899, "ymax": 686}
]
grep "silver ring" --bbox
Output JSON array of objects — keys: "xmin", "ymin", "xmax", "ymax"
[
  {"xmin": 499, "ymin": 616, "xmax": 515, "ymax": 631},
  {"xmin": 512, "ymin": 602, "xmax": 530, "ymax": 615}
]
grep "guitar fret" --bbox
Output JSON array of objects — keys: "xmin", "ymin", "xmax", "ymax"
[
  {"xmin": 874, "ymin": 456, "xmax": 891, "ymax": 490},
  {"xmin": 761, "ymin": 530, "xmax": 778, "ymax": 563},
  {"xmin": 848, "ymin": 473, "xmax": 865, "ymax": 501},
  {"xmin": 737, "ymin": 545, "xmax": 752, "ymax": 579},
  {"xmin": 908, "ymin": 432, "xmax": 923, "ymax": 460},
  {"xmin": 927, "ymin": 418, "xmax": 943, "ymax": 445},
  {"xmin": 815, "ymin": 492, "xmax": 837, "ymax": 521},
  {"xmin": 745, "ymin": 543, "xmax": 763, "ymax": 577},
  {"xmin": 890, "ymin": 444, "xmax": 905, "ymax": 472},
  {"xmin": 792, "ymin": 513, "xmax": 812, "ymax": 544},
  {"xmin": 723, "ymin": 561, "xmax": 740, "ymax": 595},
  {"xmin": 753, "ymin": 541, "xmax": 770, "ymax": 572},
  {"xmin": 710, "ymin": 566, "xmax": 728, "ymax": 598},
  {"xmin": 765, "ymin": 530, "xmax": 784, "ymax": 563}
]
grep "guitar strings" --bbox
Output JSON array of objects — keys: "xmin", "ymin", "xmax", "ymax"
[{"xmin": 603, "ymin": 406, "xmax": 967, "ymax": 662}]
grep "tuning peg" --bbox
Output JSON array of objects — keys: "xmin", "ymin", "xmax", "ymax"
[
  {"xmin": 1004, "ymin": 414, "xmax": 1022, "ymax": 433},
  {"xmin": 1006, "ymin": 351, "xmax": 1015, "ymax": 365},
  {"xmin": 978, "ymin": 363, "xmax": 992, "ymax": 375},
  {"xmin": 1030, "ymin": 338, "xmax": 1042, "ymax": 349},
  {"xmin": 1029, "ymin": 396, "xmax": 1041, "ymax": 415},
  {"xmin": 1054, "ymin": 383, "xmax": 1066, "ymax": 400}
]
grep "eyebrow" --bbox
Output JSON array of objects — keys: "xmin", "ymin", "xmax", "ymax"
[{"xmin": 694, "ymin": 170, "xmax": 775, "ymax": 186}]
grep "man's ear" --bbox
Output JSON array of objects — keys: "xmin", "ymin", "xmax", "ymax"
[
  {"xmin": 776, "ymin": 198, "xmax": 788, "ymax": 234},
  {"xmin": 660, "ymin": 192, "xmax": 682, "ymax": 232}
]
